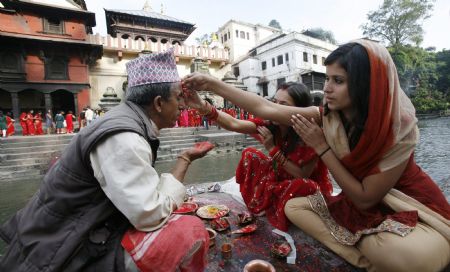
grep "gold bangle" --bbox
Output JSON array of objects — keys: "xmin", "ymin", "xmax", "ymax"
[{"xmin": 177, "ymin": 154, "xmax": 191, "ymax": 164}]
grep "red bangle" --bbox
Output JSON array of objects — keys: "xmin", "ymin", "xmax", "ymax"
[
  {"xmin": 206, "ymin": 106, "xmax": 219, "ymax": 121},
  {"xmin": 269, "ymin": 146, "xmax": 280, "ymax": 157}
]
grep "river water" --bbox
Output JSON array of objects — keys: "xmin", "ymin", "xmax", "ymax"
[{"xmin": 1, "ymin": 117, "xmax": 449, "ymax": 254}]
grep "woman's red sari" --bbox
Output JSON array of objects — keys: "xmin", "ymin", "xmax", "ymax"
[
  {"xmin": 6, "ymin": 116, "xmax": 14, "ymax": 136},
  {"xmin": 65, "ymin": 113, "xmax": 74, "ymax": 133},
  {"xmin": 19, "ymin": 113, "xmax": 28, "ymax": 136},
  {"xmin": 34, "ymin": 114, "xmax": 43, "ymax": 135},
  {"xmin": 236, "ymin": 119, "xmax": 332, "ymax": 231},
  {"xmin": 26, "ymin": 113, "xmax": 35, "ymax": 135}
]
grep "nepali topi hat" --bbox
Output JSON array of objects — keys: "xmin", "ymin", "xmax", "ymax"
[{"xmin": 126, "ymin": 48, "xmax": 180, "ymax": 88}]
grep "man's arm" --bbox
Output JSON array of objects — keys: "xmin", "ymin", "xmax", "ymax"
[{"xmin": 90, "ymin": 132, "xmax": 185, "ymax": 231}]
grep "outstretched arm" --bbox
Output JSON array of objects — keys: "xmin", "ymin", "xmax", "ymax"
[{"xmin": 183, "ymin": 73, "xmax": 320, "ymax": 126}]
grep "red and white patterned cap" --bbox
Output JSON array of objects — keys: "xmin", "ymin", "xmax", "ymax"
[{"xmin": 126, "ymin": 48, "xmax": 180, "ymax": 87}]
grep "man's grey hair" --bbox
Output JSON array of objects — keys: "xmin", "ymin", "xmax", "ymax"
[{"xmin": 126, "ymin": 83, "xmax": 173, "ymax": 107}]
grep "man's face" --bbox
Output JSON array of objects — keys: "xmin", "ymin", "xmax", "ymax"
[{"xmin": 159, "ymin": 82, "xmax": 186, "ymax": 128}]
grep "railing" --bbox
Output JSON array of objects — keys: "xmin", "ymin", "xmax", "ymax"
[{"xmin": 87, "ymin": 34, "xmax": 230, "ymax": 61}]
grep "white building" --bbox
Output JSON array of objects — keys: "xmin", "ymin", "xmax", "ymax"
[
  {"xmin": 217, "ymin": 20, "xmax": 281, "ymax": 63},
  {"xmin": 233, "ymin": 32, "xmax": 337, "ymax": 102}
]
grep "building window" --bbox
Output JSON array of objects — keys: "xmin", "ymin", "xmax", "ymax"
[
  {"xmin": 233, "ymin": 66, "xmax": 240, "ymax": 77},
  {"xmin": 228, "ymin": 31, "xmax": 230, "ymax": 39},
  {"xmin": 303, "ymin": 52, "xmax": 308, "ymax": 62},
  {"xmin": 221, "ymin": 36, "xmax": 223, "ymax": 43},
  {"xmin": 277, "ymin": 77, "xmax": 286, "ymax": 87},
  {"xmin": 272, "ymin": 58, "xmax": 275, "ymax": 67},
  {"xmin": 262, "ymin": 83, "xmax": 268, "ymax": 97},
  {"xmin": 277, "ymin": 55, "xmax": 283, "ymax": 65},
  {"xmin": 224, "ymin": 33, "xmax": 227, "ymax": 42},
  {"xmin": 246, "ymin": 32, "xmax": 249, "ymax": 40},
  {"xmin": 45, "ymin": 56, "xmax": 68, "ymax": 80},
  {"xmin": 236, "ymin": 30, "xmax": 239, "ymax": 38},
  {"xmin": 261, "ymin": 61, "xmax": 267, "ymax": 71},
  {"xmin": 43, "ymin": 17, "xmax": 64, "ymax": 34},
  {"xmin": 322, "ymin": 57, "xmax": 326, "ymax": 65},
  {"xmin": 240, "ymin": 31, "xmax": 245, "ymax": 39},
  {"xmin": 285, "ymin": 53, "xmax": 289, "ymax": 62},
  {"xmin": 313, "ymin": 54, "xmax": 318, "ymax": 64}
]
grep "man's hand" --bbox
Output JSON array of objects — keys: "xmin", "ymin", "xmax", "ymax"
[{"xmin": 181, "ymin": 141, "xmax": 215, "ymax": 162}]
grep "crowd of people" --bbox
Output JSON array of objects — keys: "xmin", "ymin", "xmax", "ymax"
[
  {"xmin": 0, "ymin": 107, "xmax": 106, "ymax": 137},
  {"xmin": 1, "ymin": 42, "xmax": 448, "ymax": 272},
  {"xmin": 175, "ymin": 107, "xmax": 253, "ymax": 129}
]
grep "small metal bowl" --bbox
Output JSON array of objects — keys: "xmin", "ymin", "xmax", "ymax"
[
  {"xmin": 243, "ymin": 259, "xmax": 276, "ymax": 272},
  {"xmin": 205, "ymin": 228, "xmax": 217, "ymax": 248}
]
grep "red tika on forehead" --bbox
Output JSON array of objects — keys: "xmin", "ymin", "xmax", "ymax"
[{"xmin": 126, "ymin": 48, "xmax": 180, "ymax": 87}]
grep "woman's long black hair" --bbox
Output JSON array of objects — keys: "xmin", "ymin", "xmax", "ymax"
[
  {"xmin": 267, "ymin": 82, "xmax": 312, "ymax": 154},
  {"xmin": 324, "ymin": 43, "xmax": 371, "ymax": 150}
]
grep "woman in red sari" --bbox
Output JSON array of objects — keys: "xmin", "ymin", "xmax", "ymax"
[
  {"xmin": 183, "ymin": 40, "xmax": 450, "ymax": 271},
  {"xmin": 26, "ymin": 110, "xmax": 35, "ymax": 136},
  {"xmin": 187, "ymin": 82, "xmax": 332, "ymax": 231},
  {"xmin": 34, "ymin": 111, "xmax": 44, "ymax": 135},
  {"xmin": 6, "ymin": 112, "xmax": 15, "ymax": 136},
  {"xmin": 19, "ymin": 112, "xmax": 28, "ymax": 136},
  {"xmin": 65, "ymin": 110, "xmax": 75, "ymax": 133}
]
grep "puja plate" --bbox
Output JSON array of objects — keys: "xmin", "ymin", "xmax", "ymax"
[
  {"xmin": 173, "ymin": 202, "xmax": 198, "ymax": 214},
  {"xmin": 231, "ymin": 223, "xmax": 257, "ymax": 234},
  {"xmin": 196, "ymin": 204, "xmax": 230, "ymax": 219},
  {"xmin": 210, "ymin": 217, "xmax": 231, "ymax": 232}
]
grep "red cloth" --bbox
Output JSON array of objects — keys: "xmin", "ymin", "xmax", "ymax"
[
  {"xmin": 6, "ymin": 116, "xmax": 14, "ymax": 136},
  {"xmin": 65, "ymin": 114, "xmax": 74, "ymax": 133},
  {"xmin": 34, "ymin": 114, "xmax": 43, "ymax": 135},
  {"xmin": 236, "ymin": 122, "xmax": 332, "ymax": 231},
  {"xmin": 26, "ymin": 113, "xmax": 35, "ymax": 135},
  {"xmin": 19, "ymin": 113, "xmax": 28, "ymax": 136},
  {"xmin": 122, "ymin": 215, "xmax": 209, "ymax": 272}
]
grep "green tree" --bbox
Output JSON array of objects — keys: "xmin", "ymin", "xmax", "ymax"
[
  {"xmin": 302, "ymin": 28, "xmax": 337, "ymax": 44},
  {"xmin": 195, "ymin": 33, "xmax": 211, "ymax": 46},
  {"xmin": 361, "ymin": 0, "xmax": 434, "ymax": 49},
  {"xmin": 435, "ymin": 50, "xmax": 450, "ymax": 97},
  {"xmin": 268, "ymin": 19, "xmax": 282, "ymax": 30}
]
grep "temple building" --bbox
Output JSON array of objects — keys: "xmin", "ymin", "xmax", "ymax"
[
  {"xmin": 0, "ymin": 0, "xmax": 102, "ymax": 118},
  {"xmin": 88, "ymin": 1, "xmax": 229, "ymax": 108},
  {"xmin": 104, "ymin": 1, "xmax": 195, "ymax": 45}
]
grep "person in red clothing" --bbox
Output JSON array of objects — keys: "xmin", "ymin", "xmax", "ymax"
[
  {"xmin": 183, "ymin": 40, "xmax": 450, "ymax": 272},
  {"xmin": 34, "ymin": 111, "xmax": 44, "ymax": 135},
  {"xmin": 26, "ymin": 110, "xmax": 35, "ymax": 135},
  {"xmin": 6, "ymin": 112, "xmax": 15, "ymax": 136},
  {"xmin": 19, "ymin": 112, "xmax": 28, "ymax": 136},
  {"xmin": 185, "ymin": 82, "xmax": 332, "ymax": 231},
  {"xmin": 65, "ymin": 110, "xmax": 75, "ymax": 133}
]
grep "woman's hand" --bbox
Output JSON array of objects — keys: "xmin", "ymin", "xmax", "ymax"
[
  {"xmin": 182, "ymin": 87, "xmax": 206, "ymax": 110},
  {"xmin": 291, "ymin": 114, "xmax": 328, "ymax": 154},
  {"xmin": 257, "ymin": 126, "xmax": 275, "ymax": 152},
  {"xmin": 182, "ymin": 73, "xmax": 217, "ymax": 92},
  {"xmin": 182, "ymin": 141, "xmax": 215, "ymax": 162}
]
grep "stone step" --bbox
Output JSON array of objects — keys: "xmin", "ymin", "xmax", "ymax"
[
  {"xmin": 0, "ymin": 162, "xmax": 49, "ymax": 172},
  {"xmin": 158, "ymin": 134, "xmax": 199, "ymax": 141},
  {"xmin": 0, "ymin": 169, "xmax": 43, "ymax": 180},
  {"xmin": 159, "ymin": 142, "xmax": 198, "ymax": 151},
  {"xmin": 0, "ymin": 134, "xmax": 73, "ymax": 144},
  {"xmin": 1, "ymin": 173, "xmax": 45, "ymax": 183},
  {"xmin": 0, "ymin": 157, "xmax": 51, "ymax": 166},
  {"xmin": 1, "ymin": 144, "xmax": 69, "ymax": 154},
  {"xmin": 1, "ymin": 138, "xmax": 72, "ymax": 148},
  {"xmin": 2, "ymin": 150, "xmax": 62, "ymax": 161}
]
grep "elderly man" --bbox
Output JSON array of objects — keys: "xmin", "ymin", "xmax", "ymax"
[{"xmin": 0, "ymin": 49, "xmax": 213, "ymax": 271}]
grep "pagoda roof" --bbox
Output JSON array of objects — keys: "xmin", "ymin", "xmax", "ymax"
[{"xmin": 105, "ymin": 9, "xmax": 194, "ymax": 26}]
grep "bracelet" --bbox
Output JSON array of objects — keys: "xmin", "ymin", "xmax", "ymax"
[
  {"xmin": 269, "ymin": 146, "xmax": 280, "ymax": 157},
  {"xmin": 318, "ymin": 147, "xmax": 331, "ymax": 158},
  {"xmin": 177, "ymin": 154, "xmax": 191, "ymax": 164}
]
